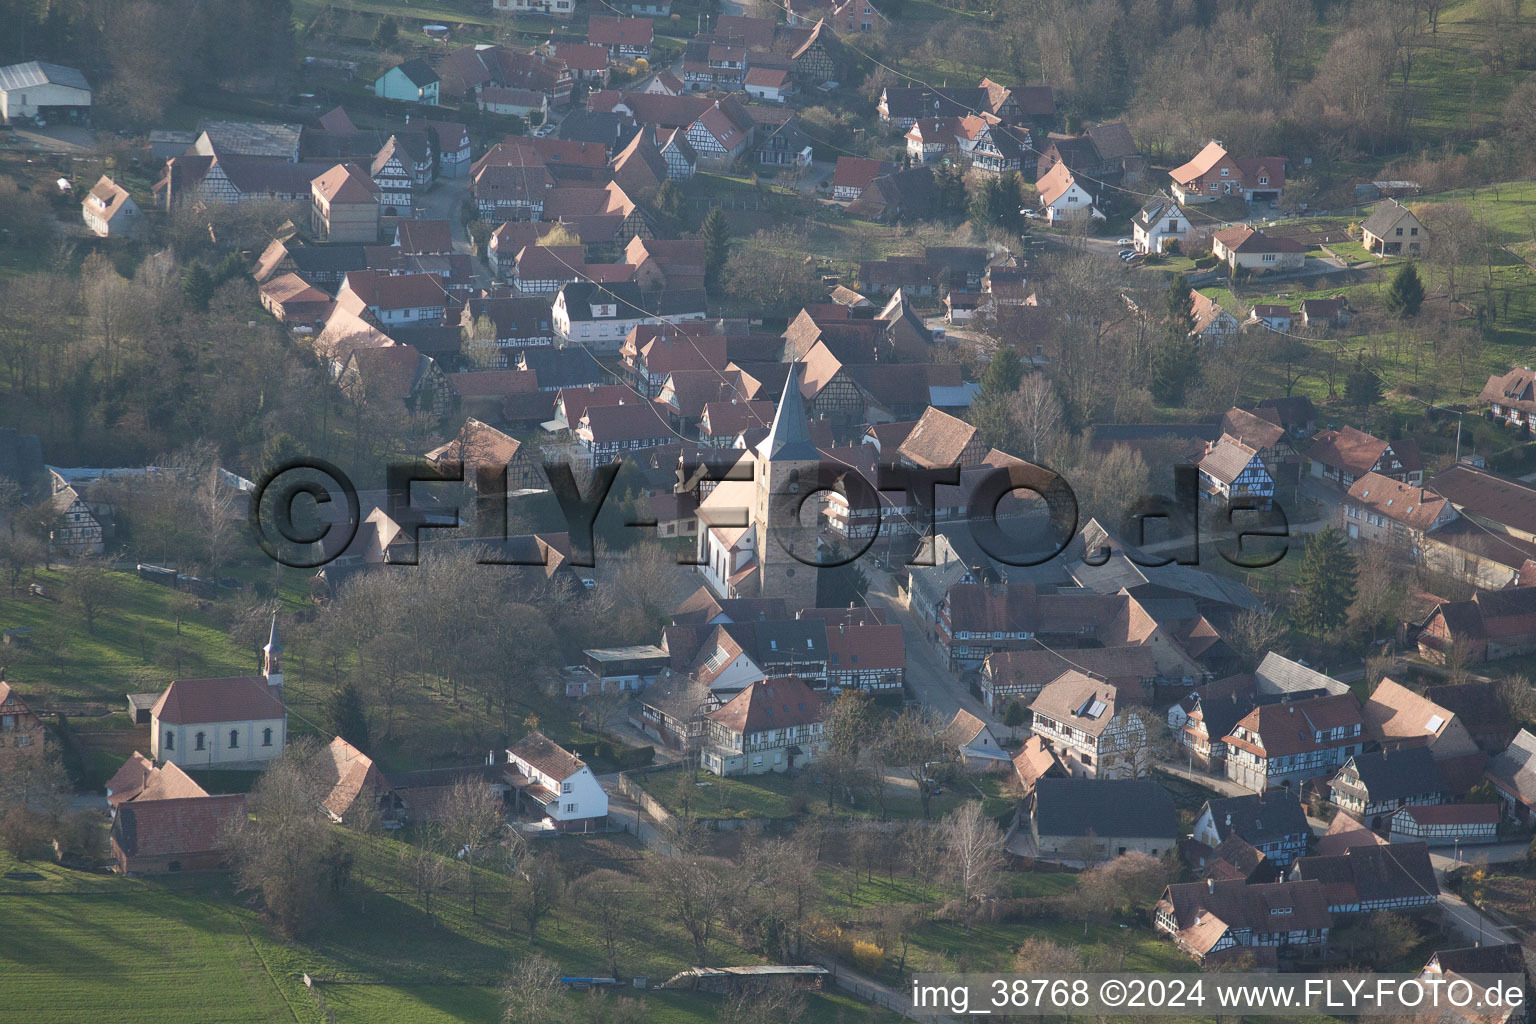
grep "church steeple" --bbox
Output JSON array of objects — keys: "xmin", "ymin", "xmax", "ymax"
[
  {"xmin": 262, "ymin": 613, "xmax": 283, "ymax": 690},
  {"xmin": 753, "ymin": 361, "xmax": 821, "ymax": 610},
  {"xmin": 756, "ymin": 362, "xmax": 819, "ymax": 462}
]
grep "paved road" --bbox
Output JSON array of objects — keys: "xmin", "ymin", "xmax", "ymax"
[
  {"xmin": 412, "ymin": 174, "xmax": 492, "ymax": 290},
  {"xmin": 1437, "ymin": 888, "xmax": 1517, "ymax": 945},
  {"xmin": 862, "ymin": 566, "xmax": 985, "ymax": 723}
]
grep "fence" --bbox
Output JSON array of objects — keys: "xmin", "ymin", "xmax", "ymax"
[{"xmin": 809, "ymin": 956, "xmax": 956, "ymax": 1024}]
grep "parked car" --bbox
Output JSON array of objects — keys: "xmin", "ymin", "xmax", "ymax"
[
  {"xmin": 1117, "ymin": 249, "xmax": 1135, "ymax": 259},
  {"xmin": 1116, "ymin": 237, "xmax": 1132, "ymax": 245}
]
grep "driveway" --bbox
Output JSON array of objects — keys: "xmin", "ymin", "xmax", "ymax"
[{"xmin": 5, "ymin": 123, "xmax": 96, "ymax": 152}]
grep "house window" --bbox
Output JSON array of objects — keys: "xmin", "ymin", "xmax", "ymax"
[
  {"xmin": 1220, "ymin": 167, "xmax": 1229, "ymax": 176},
  {"xmin": 564, "ymin": 802, "xmax": 577, "ymax": 813},
  {"xmin": 562, "ymin": 781, "xmax": 573, "ymax": 794},
  {"xmin": 165, "ymin": 731, "xmax": 174, "ymax": 750},
  {"xmin": 229, "ymin": 730, "xmax": 239, "ymax": 749},
  {"xmin": 262, "ymin": 728, "xmax": 273, "ymax": 746},
  {"xmin": 195, "ymin": 732, "xmax": 206, "ymax": 751},
  {"xmin": 1259, "ymin": 176, "xmax": 1269, "ymax": 185}
]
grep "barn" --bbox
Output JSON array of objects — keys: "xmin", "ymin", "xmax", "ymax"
[{"xmin": 0, "ymin": 61, "xmax": 92, "ymax": 124}]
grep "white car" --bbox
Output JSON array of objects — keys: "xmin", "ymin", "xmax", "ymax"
[
  {"xmin": 581, "ymin": 577, "xmax": 596, "ymax": 590},
  {"xmin": 1116, "ymin": 237, "xmax": 1133, "ymax": 246}
]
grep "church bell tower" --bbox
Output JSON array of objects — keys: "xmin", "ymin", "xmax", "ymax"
[{"xmin": 753, "ymin": 362, "xmax": 822, "ymax": 611}]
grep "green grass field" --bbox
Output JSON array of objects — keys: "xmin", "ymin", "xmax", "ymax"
[
  {"xmin": 637, "ymin": 765, "xmax": 1013, "ymax": 822},
  {"xmin": 0, "ymin": 569, "xmax": 262, "ymax": 703}
]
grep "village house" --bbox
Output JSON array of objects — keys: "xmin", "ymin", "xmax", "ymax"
[
  {"xmin": 1360, "ymin": 199, "xmax": 1429, "ymax": 257},
  {"xmin": 1248, "ymin": 304, "xmax": 1292, "ymax": 331},
  {"xmin": 426, "ymin": 417, "xmax": 546, "ymax": 493},
  {"xmin": 318, "ymin": 737, "xmax": 405, "ymax": 828},
  {"xmin": 374, "ymin": 59, "xmax": 440, "ymax": 106},
  {"xmin": 1168, "ymin": 140, "xmax": 1284, "ymax": 205},
  {"xmin": 1329, "ymin": 748, "xmax": 1449, "ymax": 829},
  {"xmin": 498, "ymin": 731, "xmax": 608, "ymax": 831},
  {"xmin": 1186, "ymin": 835, "xmax": 1273, "ymax": 885},
  {"xmin": 1154, "ymin": 878, "xmax": 1331, "ymax": 966},
  {"xmin": 573, "ymin": 401, "xmax": 675, "ymax": 464},
  {"xmin": 1388, "ymin": 803, "xmax": 1499, "ymax": 846},
  {"xmin": 553, "ymin": 44, "xmax": 611, "ymax": 86},
  {"xmin": 1299, "ymin": 298, "xmax": 1348, "ymax": 328},
  {"xmin": 1361, "ymin": 678, "xmax": 1483, "ymax": 761},
  {"xmin": 1486, "ymin": 729, "xmax": 1536, "ymax": 822},
  {"xmin": 1212, "ymin": 226, "xmax": 1305, "ymax": 273},
  {"xmin": 832, "ymin": 157, "xmax": 896, "ymax": 202},
  {"xmin": 1308, "ymin": 426, "xmax": 1421, "ymax": 488},
  {"xmin": 336, "ymin": 270, "xmax": 448, "ymax": 326},
  {"xmin": 744, "ymin": 67, "xmax": 792, "ymax": 103},
  {"xmin": 1479, "ymin": 366, "xmax": 1536, "ymax": 430},
  {"xmin": 108, "ymin": 760, "xmax": 246, "ymax": 875},
  {"xmin": 311, "ymin": 163, "xmax": 381, "ymax": 244},
  {"xmin": 700, "ymin": 675, "xmax": 825, "ymax": 777},
  {"xmin": 1169, "ymin": 676, "xmax": 1258, "ymax": 770},
  {"xmin": 1222, "ymin": 693, "xmax": 1365, "ymax": 793},
  {"xmin": 258, "ymin": 273, "xmax": 334, "ymax": 326},
  {"xmin": 1036, "ymin": 162, "xmax": 1103, "ymax": 223},
  {"xmin": 1342, "ymin": 472, "xmax": 1455, "ymax": 547},
  {"xmin": 1190, "ymin": 290, "xmax": 1241, "ymax": 346},
  {"xmin": 552, "ymin": 281, "xmax": 708, "ymax": 350},
  {"xmin": 1028, "ymin": 672, "xmax": 1148, "ymax": 779},
  {"xmin": 1422, "ymin": 465, "xmax": 1536, "ymax": 588},
  {"xmin": 1010, "ymin": 736, "xmax": 1067, "ymax": 795},
  {"xmin": 81, "ymin": 176, "xmax": 141, "ymax": 238},
  {"xmin": 492, "ymin": 0, "xmax": 575, "ymax": 18},
  {"xmin": 0, "ymin": 677, "xmax": 45, "ymax": 762},
  {"xmin": 1035, "ymin": 121, "xmax": 1142, "ymax": 185},
  {"xmin": 370, "ymin": 135, "xmax": 420, "ymax": 213},
  {"xmin": 941, "ymin": 708, "xmax": 1010, "ymax": 768},
  {"xmin": 825, "ymin": 621, "xmax": 905, "ymax": 691},
  {"xmin": 1192, "ymin": 793, "xmax": 1310, "ymax": 867},
  {"xmin": 1418, "ymin": 586, "xmax": 1536, "ymax": 665},
  {"xmin": 1288, "ymin": 842, "xmax": 1438, "ymax": 914},
  {"xmin": 588, "ymin": 16, "xmax": 653, "ymax": 59},
  {"xmin": 1132, "ymin": 192, "xmax": 1190, "ymax": 254},
  {"xmin": 1198, "ymin": 434, "xmax": 1274, "ymax": 509},
  {"xmin": 1020, "ymin": 777, "xmax": 1177, "ymax": 861},
  {"xmin": 479, "ymin": 87, "xmax": 550, "ymax": 122},
  {"xmin": 150, "ymin": 618, "xmax": 287, "ymax": 770},
  {"xmin": 684, "ymin": 101, "xmax": 753, "ymax": 168}
]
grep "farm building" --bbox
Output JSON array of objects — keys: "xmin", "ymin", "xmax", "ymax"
[{"xmin": 0, "ymin": 61, "xmax": 91, "ymax": 124}]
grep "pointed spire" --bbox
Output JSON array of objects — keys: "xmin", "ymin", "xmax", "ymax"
[
  {"xmin": 264, "ymin": 612, "xmax": 282, "ymax": 655},
  {"xmin": 756, "ymin": 362, "xmax": 818, "ymax": 462}
]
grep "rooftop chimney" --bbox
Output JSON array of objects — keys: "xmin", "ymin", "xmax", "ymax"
[{"xmin": 1207, "ymin": 878, "xmax": 1214, "ymax": 893}]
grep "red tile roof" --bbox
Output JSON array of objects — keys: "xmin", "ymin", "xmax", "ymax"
[
  {"xmin": 113, "ymin": 794, "xmax": 247, "ymax": 858},
  {"xmin": 588, "ymin": 15, "xmax": 654, "ymax": 47},
  {"xmin": 312, "ymin": 162, "xmax": 381, "ymax": 204},
  {"xmin": 707, "ymin": 675, "xmax": 823, "ymax": 735},
  {"xmin": 151, "ymin": 677, "xmax": 284, "ymax": 725},
  {"xmin": 827, "ymin": 622, "xmax": 906, "ymax": 671},
  {"xmin": 508, "ymin": 730, "xmax": 586, "ymax": 781}
]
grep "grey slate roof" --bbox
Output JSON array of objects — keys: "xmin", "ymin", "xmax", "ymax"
[
  {"xmin": 0, "ymin": 61, "xmax": 90, "ymax": 93},
  {"xmin": 1201, "ymin": 792, "xmax": 1308, "ymax": 847},
  {"xmin": 1031, "ymin": 777, "xmax": 1178, "ymax": 839},
  {"xmin": 1335, "ymin": 747, "xmax": 1447, "ymax": 803},
  {"xmin": 756, "ymin": 361, "xmax": 819, "ymax": 462},
  {"xmin": 1254, "ymin": 652, "xmax": 1351, "ymax": 697}
]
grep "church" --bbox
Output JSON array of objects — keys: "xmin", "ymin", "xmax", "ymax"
[
  {"xmin": 149, "ymin": 615, "xmax": 288, "ymax": 770},
  {"xmin": 694, "ymin": 361, "xmax": 823, "ymax": 610}
]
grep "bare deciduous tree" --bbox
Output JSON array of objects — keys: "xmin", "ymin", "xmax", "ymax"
[
  {"xmin": 501, "ymin": 953, "xmax": 565, "ymax": 1024},
  {"xmin": 942, "ymin": 801, "xmax": 1005, "ymax": 914},
  {"xmin": 224, "ymin": 740, "xmax": 337, "ymax": 938},
  {"xmin": 440, "ymin": 778, "xmax": 510, "ymax": 917}
]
